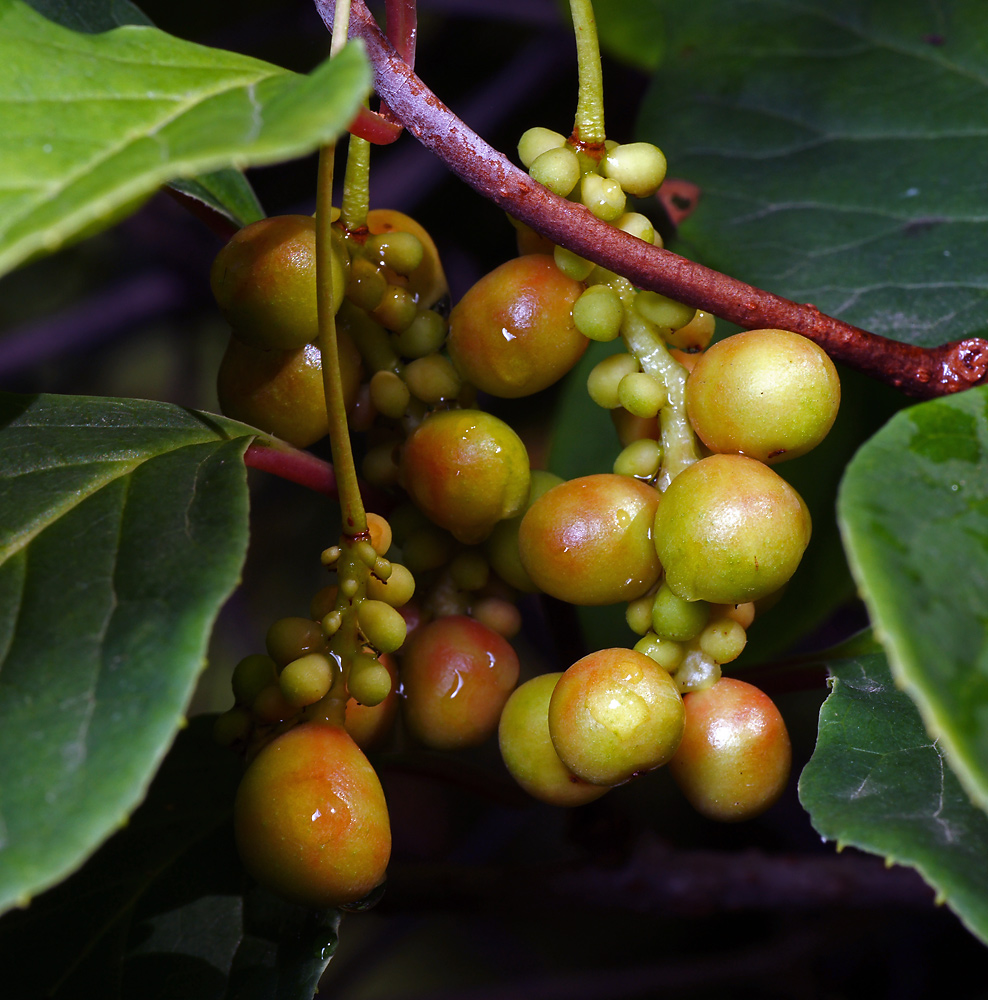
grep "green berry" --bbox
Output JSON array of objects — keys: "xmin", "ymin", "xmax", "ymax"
[
  {"xmin": 634, "ymin": 290, "xmax": 697, "ymax": 331},
  {"xmin": 651, "ymin": 584, "xmax": 710, "ymax": 642},
  {"xmin": 572, "ymin": 284, "xmax": 624, "ymax": 342},
  {"xmin": 529, "ymin": 145, "xmax": 581, "ymax": 196},
  {"xmin": 617, "ymin": 371, "xmax": 667, "ymax": 418},
  {"xmin": 580, "ymin": 173, "xmax": 626, "ymax": 222},
  {"xmin": 403, "ymin": 354, "xmax": 462, "ymax": 404},
  {"xmin": 518, "ymin": 126, "xmax": 567, "ymax": 168},
  {"xmin": 587, "ymin": 353, "xmax": 640, "ymax": 409},
  {"xmin": 602, "ymin": 142, "xmax": 668, "ymax": 197},
  {"xmin": 280, "ymin": 653, "xmax": 335, "ymax": 707}
]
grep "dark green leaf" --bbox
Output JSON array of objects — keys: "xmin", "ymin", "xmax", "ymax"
[
  {"xmin": 24, "ymin": 0, "xmax": 152, "ymax": 32},
  {"xmin": 800, "ymin": 650, "xmax": 988, "ymax": 944},
  {"xmin": 0, "ymin": 393, "xmax": 254, "ymax": 915},
  {"xmin": 0, "ymin": 716, "xmax": 244, "ymax": 999},
  {"xmin": 838, "ymin": 385, "xmax": 988, "ymax": 811},
  {"xmin": 0, "ymin": 0, "xmax": 371, "ymax": 276},
  {"xmin": 639, "ymin": 0, "xmax": 988, "ymax": 347}
]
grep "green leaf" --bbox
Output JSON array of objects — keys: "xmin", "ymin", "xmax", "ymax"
[
  {"xmin": 590, "ymin": 0, "xmax": 665, "ymax": 71},
  {"xmin": 0, "ymin": 393, "xmax": 254, "ymax": 915},
  {"xmin": 639, "ymin": 0, "xmax": 988, "ymax": 347},
  {"xmin": 799, "ymin": 650, "xmax": 988, "ymax": 944},
  {"xmin": 23, "ymin": 0, "xmax": 265, "ymax": 228},
  {"xmin": 838, "ymin": 385, "xmax": 988, "ymax": 812},
  {"xmin": 0, "ymin": 0, "xmax": 372, "ymax": 276},
  {"xmin": 0, "ymin": 716, "xmax": 244, "ymax": 999}
]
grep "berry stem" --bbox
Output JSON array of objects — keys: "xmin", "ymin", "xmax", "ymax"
[
  {"xmin": 568, "ymin": 0, "xmax": 605, "ymax": 148},
  {"xmin": 317, "ymin": 0, "xmax": 367, "ymax": 537},
  {"xmin": 341, "ymin": 133, "xmax": 372, "ymax": 232},
  {"xmin": 613, "ymin": 277, "xmax": 701, "ymax": 489},
  {"xmin": 315, "ymin": 0, "xmax": 988, "ymax": 400}
]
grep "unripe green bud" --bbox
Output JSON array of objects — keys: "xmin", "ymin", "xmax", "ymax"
[
  {"xmin": 366, "ymin": 561, "xmax": 416, "ymax": 607},
  {"xmin": 616, "ymin": 212, "xmax": 656, "ymax": 244},
  {"xmin": 529, "ymin": 145, "xmax": 581, "ymax": 196},
  {"xmin": 698, "ymin": 618, "xmax": 747, "ymax": 664},
  {"xmin": 617, "ymin": 371, "xmax": 667, "ymax": 418},
  {"xmin": 348, "ymin": 651, "xmax": 393, "ymax": 707},
  {"xmin": 572, "ymin": 284, "xmax": 623, "ymax": 342},
  {"xmin": 265, "ymin": 617, "xmax": 325, "ymax": 667},
  {"xmin": 553, "ymin": 245, "xmax": 595, "ymax": 282},
  {"xmin": 357, "ymin": 599, "xmax": 408, "ymax": 654},
  {"xmin": 369, "ymin": 370, "xmax": 411, "ymax": 419},
  {"xmin": 603, "ymin": 142, "xmax": 668, "ymax": 197},
  {"xmin": 634, "ymin": 633, "xmax": 684, "ymax": 672},
  {"xmin": 364, "ymin": 231, "xmax": 424, "ymax": 276},
  {"xmin": 280, "ymin": 653, "xmax": 335, "ymax": 707},
  {"xmin": 518, "ymin": 126, "xmax": 567, "ymax": 168},
  {"xmin": 404, "ymin": 354, "xmax": 462, "ymax": 404},
  {"xmin": 635, "ymin": 290, "xmax": 696, "ymax": 331},
  {"xmin": 625, "ymin": 594, "xmax": 654, "ymax": 636},
  {"xmin": 672, "ymin": 648, "xmax": 721, "ymax": 693},
  {"xmin": 613, "ymin": 438, "xmax": 662, "ymax": 480},
  {"xmin": 581, "ymin": 173, "xmax": 626, "ymax": 222},
  {"xmin": 347, "ymin": 255, "xmax": 387, "ymax": 311},
  {"xmin": 232, "ymin": 654, "xmax": 278, "ymax": 706},
  {"xmin": 652, "ymin": 584, "xmax": 710, "ymax": 642},
  {"xmin": 395, "ymin": 309, "xmax": 448, "ymax": 358},
  {"xmin": 587, "ymin": 353, "xmax": 639, "ymax": 409},
  {"xmin": 372, "ymin": 284, "xmax": 418, "ymax": 333}
]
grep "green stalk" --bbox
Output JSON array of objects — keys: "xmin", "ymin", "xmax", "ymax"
[
  {"xmin": 569, "ymin": 0, "xmax": 605, "ymax": 146},
  {"xmin": 341, "ymin": 133, "xmax": 372, "ymax": 231},
  {"xmin": 613, "ymin": 277, "xmax": 701, "ymax": 490}
]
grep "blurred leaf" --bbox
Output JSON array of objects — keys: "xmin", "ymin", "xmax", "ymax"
[
  {"xmin": 0, "ymin": 716, "xmax": 244, "ymax": 999},
  {"xmin": 0, "ymin": 0, "xmax": 371, "ymax": 276},
  {"xmin": 25, "ymin": 0, "xmax": 152, "ymax": 31},
  {"xmin": 640, "ymin": 0, "xmax": 988, "ymax": 347},
  {"xmin": 0, "ymin": 393, "xmax": 254, "ymax": 915},
  {"xmin": 838, "ymin": 385, "xmax": 988, "ymax": 812},
  {"xmin": 592, "ymin": 0, "xmax": 664, "ymax": 71},
  {"xmin": 799, "ymin": 650, "xmax": 988, "ymax": 944}
]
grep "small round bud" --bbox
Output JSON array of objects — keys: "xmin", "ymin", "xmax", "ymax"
[
  {"xmin": 666, "ymin": 309, "xmax": 715, "ymax": 351},
  {"xmin": 553, "ymin": 245, "xmax": 595, "ymax": 282},
  {"xmin": 472, "ymin": 596, "xmax": 522, "ymax": 638},
  {"xmin": 232, "ymin": 654, "xmax": 278, "ymax": 706},
  {"xmin": 587, "ymin": 353, "xmax": 639, "ymax": 409},
  {"xmin": 529, "ymin": 145, "xmax": 581, "ymax": 196},
  {"xmin": 265, "ymin": 617, "xmax": 325, "ymax": 667},
  {"xmin": 617, "ymin": 371, "xmax": 667, "ymax": 418},
  {"xmin": 251, "ymin": 682, "xmax": 297, "ymax": 725},
  {"xmin": 698, "ymin": 617, "xmax": 747, "ymax": 664},
  {"xmin": 634, "ymin": 633, "xmax": 684, "ymax": 672},
  {"xmin": 371, "ymin": 284, "xmax": 419, "ymax": 333},
  {"xmin": 348, "ymin": 651, "xmax": 393, "ymax": 707},
  {"xmin": 357, "ymin": 599, "xmax": 408, "ymax": 654},
  {"xmin": 572, "ymin": 284, "xmax": 623, "ymax": 342},
  {"xmin": 672, "ymin": 649, "xmax": 721, "ymax": 693},
  {"xmin": 364, "ymin": 231, "xmax": 424, "ymax": 276},
  {"xmin": 613, "ymin": 438, "xmax": 662, "ymax": 480},
  {"xmin": 625, "ymin": 594, "xmax": 654, "ymax": 636},
  {"xmin": 404, "ymin": 354, "xmax": 462, "ymax": 404},
  {"xmin": 369, "ymin": 370, "xmax": 411, "ymax": 419},
  {"xmin": 213, "ymin": 706, "xmax": 251, "ymax": 747},
  {"xmin": 347, "ymin": 255, "xmax": 388, "ymax": 311},
  {"xmin": 615, "ymin": 212, "xmax": 656, "ymax": 244},
  {"xmin": 395, "ymin": 309, "xmax": 448, "ymax": 358},
  {"xmin": 602, "ymin": 142, "xmax": 668, "ymax": 197},
  {"xmin": 280, "ymin": 653, "xmax": 335, "ymax": 707},
  {"xmin": 580, "ymin": 173, "xmax": 626, "ymax": 222},
  {"xmin": 652, "ymin": 584, "xmax": 711, "ymax": 642},
  {"xmin": 635, "ymin": 291, "xmax": 697, "ymax": 331},
  {"xmin": 518, "ymin": 126, "xmax": 567, "ymax": 167},
  {"xmin": 366, "ymin": 512, "xmax": 393, "ymax": 556},
  {"xmin": 366, "ymin": 561, "xmax": 416, "ymax": 607}
]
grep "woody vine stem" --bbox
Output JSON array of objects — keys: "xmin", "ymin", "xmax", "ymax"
[{"xmin": 316, "ymin": 0, "xmax": 988, "ymax": 401}]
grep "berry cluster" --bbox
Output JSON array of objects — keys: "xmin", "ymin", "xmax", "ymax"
[{"xmin": 210, "ymin": 100, "xmax": 840, "ymax": 911}]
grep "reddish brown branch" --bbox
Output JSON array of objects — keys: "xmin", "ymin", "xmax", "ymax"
[{"xmin": 316, "ymin": 0, "xmax": 988, "ymax": 399}]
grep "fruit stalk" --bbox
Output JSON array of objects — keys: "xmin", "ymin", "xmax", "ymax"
[{"xmin": 569, "ymin": 0, "xmax": 605, "ymax": 148}]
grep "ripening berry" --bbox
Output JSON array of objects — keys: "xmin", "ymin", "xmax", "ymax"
[
  {"xmin": 548, "ymin": 648, "xmax": 685, "ymax": 786},
  {"xmin": 518, "ymin": 474, "xmax": 661, "ymax": 605},
  {"xmin": 400, "ymin": 615, "xmax": 520, "ymax": 750},
  {"xmin": 211, "ymin": 215, "xmax": 349, "ymax": 350},
  {"xmin": 447, "ymin": 255, "xmax": 587, "ymax": 398},
  {"xmin": 399, "ymin": 409, "xmax": 531, "ymax": 544},
  {"xmin": 653, "ymin": 454, "xmax": 811, "ymax": 605},
  {"xmin": 234, "ymin": 722, "xmax": 391, "ymax": 907},
  {"xmin": 686, "ymin": 328, "xmax": 841, "ymax": 464},
  {"xmin": 669, "ymin": 677, "xmax": 791, "ymax": 821},
  {"xmin": 216, "ymin": 331, "xmax": 362, "ymax": 448},
  {"xmin": 499, "ymin": 673, "xmax": 610, "ymax": 806}
]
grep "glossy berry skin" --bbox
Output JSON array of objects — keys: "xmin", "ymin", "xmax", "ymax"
[
  {"xmin": 216, "ymin": 330, "xmax": 361, "ymax": 447},
  {"xmin": 399, "ymin": 409, "xmax": 530, "ymax": 544},
  {"xmin": 211, "ymin": 215, "xmax": 348, "ymax": 351},
  {"xmin": 653, "ymin": 454, "xmax": 811, "ymax": 605},
  {"xmin": 400, "ymin": 615, "xmax": 520, "ymax": 750},
  {"xmin": 669, "ymin": 677, "xmax": 791, "ymax": 822},
  {"xmin": 686, "ymin": 328, "xmax": 840, "ymax": 464},
  {"xmin": 233, "ymin": 722, "xmax": 391, "ymax": 908},
  {"xmin": 548, "ymin": 648, "xmax": 684, "ymax": 786},
  {"xmin": 346, "ymin": 654, "xmax": 399, "ymax": 751},
  {"xmin": 499, "ymin": 673, "xmax": 609, "ymax": 806},
  {"xmin": 447, "ymin": 255, "xmax": 587, "ymax": 398},
  {"xmin": 518, "ymin": 474, "xmax": 661, "ymax": 605}
]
